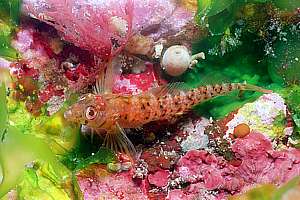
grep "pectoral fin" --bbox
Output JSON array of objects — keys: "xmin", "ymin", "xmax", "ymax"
[{"xmin": 103, "ymin": 122, "xmax": 136, "ymax": 158}]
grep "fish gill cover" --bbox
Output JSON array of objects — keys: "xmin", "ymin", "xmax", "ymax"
[{"xmin": 0, "ymin": 0, "xmax": 300, "ymax": 199}]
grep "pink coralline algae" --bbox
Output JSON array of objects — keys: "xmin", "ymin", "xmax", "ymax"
[
  {"xmin": 233, "ymin": 132, "xmax": 300, "ymax": 187},
  {"xmin": 167, "ymin": 183, "xmax": 226, "ymax": 200},
  {"xmin": 77, "ymin": 165, "xmax": 148, "ymax": 200},
  {"xmin": 23, "ymin": 0, "xmax": 134, "ymax": 59},
  {"xmin": 174, "ymin": 132, "xmax": 300, "ymax": 195},
  {"xmin": 148, "ymin": 169, "xmax": 170, "ymax": 187}
]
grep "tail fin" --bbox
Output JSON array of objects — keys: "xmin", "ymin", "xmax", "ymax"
[{"xmin": 239, "ymin": 83, "xmax": 272, "ymax": 94}]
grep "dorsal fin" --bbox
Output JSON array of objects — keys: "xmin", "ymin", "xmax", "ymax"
[
  {"xmin": 94, "ymin": 56, "xmax": 122, "ymax": 94},
  {"xmin": 196, "ymin": 71, "xmax": 230, "ymax": 87},
  {"xmin": 149, "ymin": 82, "xmax": 190, "ymax": 97}
]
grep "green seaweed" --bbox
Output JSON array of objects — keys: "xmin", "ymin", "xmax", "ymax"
[
  {"xmin": 0, "ymin": 0, "xmax": 21, "ymax": 60},
  {"xmin": 189, "ymin": 0, "xmax": 299, "ymax": 119},
  {"xmin": 278, "ymin": 85, "xmax": 300, "ymax": 146},
  {"xmin": 61, "ymin": 134, "xmax": 116, "ymax": 171},
  {"xmin": 7, "ymin": 98, "xmax": 80, "ymax": 155},
  {"xmin": 0, "ymin": 0, "xmax": 21, "ymax": 26},
  {"xmin": 274, "ymin": 0, "xmax": 300, "ymax": 11},
  {"xmin": 230, "ymin": 176, "xmax": 300, "ymax": 200},
  {"xmin": 268, "ymin": 29, "xmax": 300, "ymax": 86},
  {"xmin": 0, "ymin": 125, "xmax": 67, "ymax": 197},
  {"xmin": 0, "ymin": 83, "xmax": 8, "ymax": 137},
  {"xmin": 15, "ymin": 161, "xmax": 79, "ymax": 200},
  {"xmin": 0, "ymin": 84, "xmax": 82, "ymax": 199},
  {"xmin": 184, "ymin": 35, "xmax": 272, "ymax": 119}
]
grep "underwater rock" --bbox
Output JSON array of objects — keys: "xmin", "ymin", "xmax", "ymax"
[
  {"xmin": 141, "ymin": 145, "xmax": 178, "ymax": 173},
  {"xmin": 180, "ymin": 117, "xmax": 210, "ymax": 152},
  {"xmin": 226, "ymin": 93, "xmax": 289, "ymax": 139},
  {"xmin": 167, "ymin": 183, "xmax": 224, "ymax": 200},
  {"xmin": 22, "ymin": 0, "xmax": 199, "ymax": 60},
  {"xmin": 132, "ymin": 0, "xmax": 176, "ymax": 34},
  {"xmin": 144, "ymin": 5, "xmax": 196, "ymax": 42},
  {"xmin": 8, "ymin": 24, "xmax": 104, "ymax": 115},
  {"xmin": 173, "ymin": 132, "xmax": 300, "ymax": 195},
  {"xmin": 76, "ymin": 164, "xmax": 148, "ymax": 200}
]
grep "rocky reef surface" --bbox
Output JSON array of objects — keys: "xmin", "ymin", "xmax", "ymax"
[{"xmin": 0, "ymin": 0, "xmax": 300, "ymax": 199}]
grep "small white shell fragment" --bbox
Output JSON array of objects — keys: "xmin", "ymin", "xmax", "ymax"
[{"xmin": 161, "ymin": 45, "xmax": 191, "ymax": 76}]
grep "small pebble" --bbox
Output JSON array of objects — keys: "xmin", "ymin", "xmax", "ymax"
[
  {"xmin": 233, "ymin": 123, "xmax": 250, "ymax": 138},
  {"xmin": 121, "ymin": 162, "xmax": 132, "ymax": 171},
  {"xmin": 107, "ymin": 162, "xmax": 122, "ymax": 172}
]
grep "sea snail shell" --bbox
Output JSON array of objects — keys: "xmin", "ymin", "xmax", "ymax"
[
  {"xmin": 161, "ymin": 45, "xmax": 192, "ymax": 76},
  {"xmin": 161, "ymin": 45, "xmax": 205, "ymax": 76}
]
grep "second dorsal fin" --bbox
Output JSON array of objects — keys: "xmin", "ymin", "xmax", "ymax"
[{"xmin": 148, "ymin": 82, "xmax": 190, "ymax": 97}]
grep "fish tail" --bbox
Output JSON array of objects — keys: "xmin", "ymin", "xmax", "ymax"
[{"xmin": 236, "ymin": 83, "xmax": 272, "ymax": 93}]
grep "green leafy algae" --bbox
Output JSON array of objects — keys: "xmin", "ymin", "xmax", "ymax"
[
  {"xmin": 7, "ymin": 98, "xmax": 80, "ymax": 155},
  {"xmin": 15, "ymin": 161, "xmax": 79, "ymax": 200},
  {"xmin": 268, "ymin": 29, "xmax": 300, "ymax": 86},
  {"xmin": 0, "ymin": 83, "xmax": 8, "ymax": 137},
  {"xmin": 0, "ymin": 0, "xmax": 21, "ymax": 26},
  {"xmin": 0, "ymin": 84, "xmax": 82, "ymax": 199},
  {"xmin": 189, "ymin": 0, "xmax": 299, "ymax": 119},
  {"xmin": 0, "ymin": 0, "xmax": 21, "ymax": 60},
  {"xmin": 183, "ymin": 37, "xmax": 272, "ymax": 119},
  {"xmin": 230, "ymin": 176, "xmax": 300, "ymax": 200},
  {"xmin": 278, "ymin": 85, "xmax": 300, "ymax": 147}
]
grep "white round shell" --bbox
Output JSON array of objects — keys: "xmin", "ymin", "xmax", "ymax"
[{"xmin": 161, "ymin": 45, "xmax": 191, "ymax": 76}]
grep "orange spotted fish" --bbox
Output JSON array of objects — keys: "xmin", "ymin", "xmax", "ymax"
[{"xmin": 64, "ymin": 65, "xmax": 272, "ymax": 155}]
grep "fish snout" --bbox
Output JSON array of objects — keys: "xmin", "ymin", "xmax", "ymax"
[
  {"xmin": 64, "ymin": 109, "xmax": 74, "ymax": 121},
  {"xmin": 64, "ymin": 105, "xmax": 83, "ymax": 123}
]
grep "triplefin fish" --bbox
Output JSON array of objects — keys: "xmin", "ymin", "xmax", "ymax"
[{"xmin": 64, "ymin": 76, "xmax": 272, "ymax": 156}]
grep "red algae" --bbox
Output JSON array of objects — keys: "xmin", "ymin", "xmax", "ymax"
[
  {"xmin": 113, "ymin": 63, "xmax": 160, "ymax": 95},
  {"xmin": 23, "ymin": 0, "xmax": 134, "ymax": 59}
]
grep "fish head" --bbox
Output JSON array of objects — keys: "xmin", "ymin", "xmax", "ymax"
[{"xmin": 64, "ymin": 93, "xmax": 107, "ymax": 129}]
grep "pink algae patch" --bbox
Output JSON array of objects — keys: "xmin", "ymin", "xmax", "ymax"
[
  {"xmin": 175, "ymin": 132, "xmax": 300, "ymax": 194},
  {"xmin": 148, "ymin": 169, "xmax": 170, "ymax": 187},
  {"xmin": 77, "ymin": 165, "xmax": 148, "ymax": 200}
]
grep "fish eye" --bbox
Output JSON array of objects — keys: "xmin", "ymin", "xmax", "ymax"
[{"xmin": 86, "ymin": 106, "xmax": 97, "ymax": 120}]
